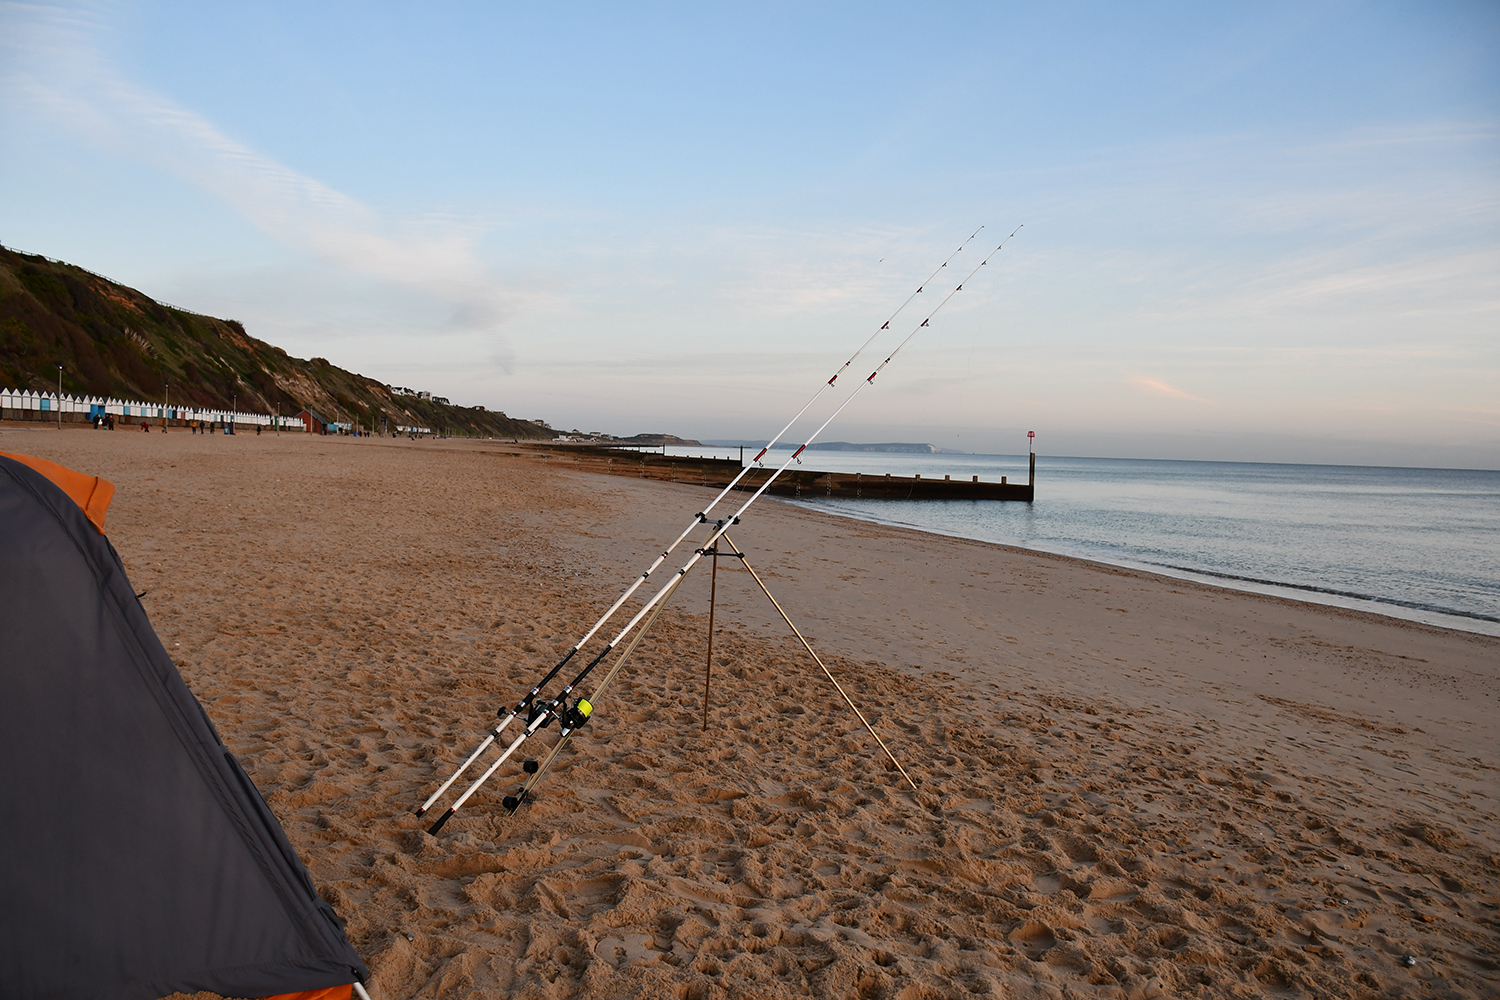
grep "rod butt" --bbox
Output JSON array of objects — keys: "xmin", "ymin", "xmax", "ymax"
[
  {"xmin": 427, "ymin": 808, "xmax": 455, "ymax": 835},
  {"xmin": 414, "ymin": 805, "xmax": 427, "ymax": 817}
]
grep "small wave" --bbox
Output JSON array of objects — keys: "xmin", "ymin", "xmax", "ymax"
[{"xmin": 1142, "ymin": 562, "xmax": 1500, "ymax": 624}]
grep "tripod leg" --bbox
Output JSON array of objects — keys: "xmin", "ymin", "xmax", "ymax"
[
  {"xmin": 704, "ymin": 546, "xmax": 718, "ymax": 730},
  {"xmin": 721, "ymin": 534, "xmax": 918, "ymax": 791}
]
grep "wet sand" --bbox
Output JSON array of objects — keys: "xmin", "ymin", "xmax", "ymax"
[{"xmin": 8, "ymin": 426, "xmax": 1497, "ymax": 999}]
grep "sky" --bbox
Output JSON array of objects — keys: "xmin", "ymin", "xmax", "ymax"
[{"xmin": 2, "ymin": 1, "xmax": 1496, "ymax": 467}]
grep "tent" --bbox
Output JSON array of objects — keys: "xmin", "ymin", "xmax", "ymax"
[{"xmin": 0, "ymin": 451, "xmax": 370, "ymax": 1000}]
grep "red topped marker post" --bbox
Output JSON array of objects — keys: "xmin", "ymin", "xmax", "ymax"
[{"xmin": 1027, "ymin": 431, "xmax": 1035, "ymax": 488}]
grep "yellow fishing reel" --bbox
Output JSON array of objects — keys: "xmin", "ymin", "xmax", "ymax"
[{"xmin": 560, "ymin": 697, "xmax": 593, "ymax": 733}]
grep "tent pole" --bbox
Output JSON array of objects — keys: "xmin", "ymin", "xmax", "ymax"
[{"xmin": 353, "ymin": 982, "xmax": 374, "ymax": 1000}]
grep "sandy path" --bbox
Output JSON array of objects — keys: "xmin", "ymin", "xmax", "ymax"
[{"xmin": 8, "ymin": 427, "xmax": 1497, "ymax": 999}]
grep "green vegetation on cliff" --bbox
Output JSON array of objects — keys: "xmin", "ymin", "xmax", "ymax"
[{"xmin": 0, "ymin": 245, "xmax": 552, "ymax": 438}]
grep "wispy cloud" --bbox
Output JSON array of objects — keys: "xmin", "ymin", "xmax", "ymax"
[
  {"xmin": 1, "ymin": 1, "xmax": 514, "ymax": 338},
  {"xmin": 1130, "ymin": 375, "xmax": 1211, "ymax": 403}
]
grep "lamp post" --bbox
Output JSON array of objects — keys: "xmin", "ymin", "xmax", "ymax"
[
  {"xmin": 56, "ymin": 364, "xmax": 62, "ymax": 430},
  {"xmin": 231, "ymin": 393, "xmax": 237, "ymax": 435},
  {"xmin": 165, "ymin": 381, "xmax": 169, "ymax": 431}
]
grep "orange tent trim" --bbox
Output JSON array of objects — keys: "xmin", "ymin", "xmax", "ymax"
[
  {"xmin": 0, "ymin": 451, "xmax": 114, "ymax": 534},
  {"xmin": 263, "ymin": 986, "xmax": 353, "ymax": 1000}
]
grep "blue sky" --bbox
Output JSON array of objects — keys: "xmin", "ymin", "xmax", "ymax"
[{"xmin": 2, "ymin": 1, "xmax": 1496, "ymax": 465}]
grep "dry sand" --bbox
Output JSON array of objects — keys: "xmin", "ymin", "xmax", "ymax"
[{"xmin": 7, "ymin": 427, "xmax": 1497, "ymax": 999}]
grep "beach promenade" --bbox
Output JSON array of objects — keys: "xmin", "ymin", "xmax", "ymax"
[{"xmin": 9, "ymin": 427, "xmax": 1495, "ymax": 999}]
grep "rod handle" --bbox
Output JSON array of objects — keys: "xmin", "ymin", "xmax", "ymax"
[{"xmin": 427, "ymin": 808, "xmax": 455, "ymax": 835}]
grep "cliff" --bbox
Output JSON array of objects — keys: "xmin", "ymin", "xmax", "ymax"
[{"xmin": 0, "ymin": 245, "xmax": 552, "ymax": 438}]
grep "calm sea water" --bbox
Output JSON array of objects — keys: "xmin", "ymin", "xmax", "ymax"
[{"xmin": 661, "ymin": 447, "xmax": 1500, "ymax": 636}]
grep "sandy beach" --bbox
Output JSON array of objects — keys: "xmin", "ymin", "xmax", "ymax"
[{"xmin": 8, "ymin": 426, "xmax": 1496, "ymax": 999}]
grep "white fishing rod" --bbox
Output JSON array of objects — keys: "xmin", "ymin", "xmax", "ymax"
[
  {"xmin": 415, "ymin": 228, "xmax": 983, "ymax": 818},
  {"xmin": 425, "ymin": 226, "xmax": 1022, "ymax": 833}
]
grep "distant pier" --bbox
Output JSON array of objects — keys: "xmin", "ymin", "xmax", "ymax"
[{"xmin": 525, "ymin": 445, "xmax": 1036, "ymax": 501}]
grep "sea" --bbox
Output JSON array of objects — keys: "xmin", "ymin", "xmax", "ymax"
[{"xmin": 657, "ymin": 446, "xmax": 1500, "ymax": 636}]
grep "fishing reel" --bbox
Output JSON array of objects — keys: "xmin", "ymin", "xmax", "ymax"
[{"xmin": 559, "ymin": 697, "xmax": 593, "ymax": 734}]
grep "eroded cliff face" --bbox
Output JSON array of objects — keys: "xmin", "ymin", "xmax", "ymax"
[{"xmin": 0, "ymin": 245, "xmax": 550, "ymax": 438}]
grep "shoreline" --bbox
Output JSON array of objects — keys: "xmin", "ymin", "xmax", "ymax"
[
  {"xmin": 784, "ymin": 497, "xmax": 1500, "ymax": 638},
  {"xmin": 11, "ymin": 425, "xmax": 1494, "ymax": 638}
]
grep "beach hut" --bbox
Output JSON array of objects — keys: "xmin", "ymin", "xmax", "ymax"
[
  {"xmin": 298, "ymin": 408, "xmax": 332, "ymax": 434},
  {"xmin": 0, "ymin": 451, "xmax": 371, "ymax": 1000}
]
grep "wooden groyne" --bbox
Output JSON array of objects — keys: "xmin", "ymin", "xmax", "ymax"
[{"xmin": 524, "ymin": 445, "xmax": 1036, "ymax": 501}]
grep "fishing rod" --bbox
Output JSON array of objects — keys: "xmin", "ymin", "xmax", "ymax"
[
  {"xmin": 425, "ymin": 228, "xmax": 1022, "ymax": 833},
  {"xmin": 427, "ymin": 229, "xmax": 1022, "ymax": 832},
  {"xmin": 414, "ymin": 228, "xmax": 984, "ymax": 819}
]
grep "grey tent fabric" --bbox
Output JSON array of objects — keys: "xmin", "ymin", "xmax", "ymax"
[{"xmin": 0, "ymin": 454, "xmax": 368, "ymax": 1000}]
